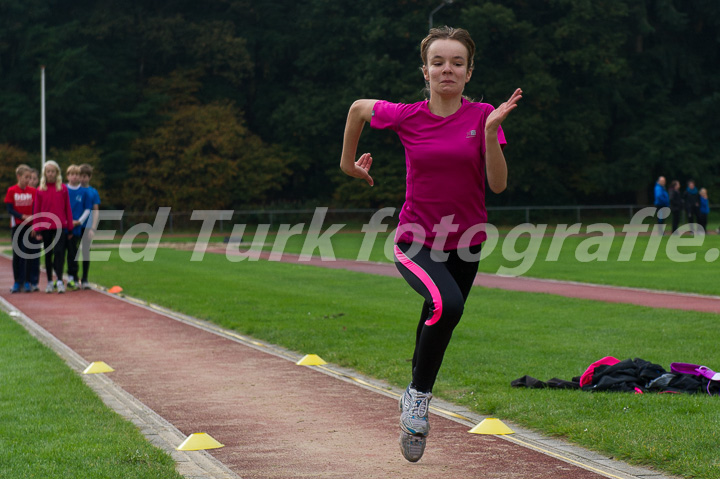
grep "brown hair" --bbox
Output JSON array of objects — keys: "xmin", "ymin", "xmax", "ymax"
[
  {"xmin": 420, "ymin": 26, "xmax": 475, "ymax": 70},
  {"xmin": 15, "ymin": 164, "xmax": 31, "ymax": 176},
  {"xmin": 79, "ymin": 163, "xmax": 93, "ymax": 177}
]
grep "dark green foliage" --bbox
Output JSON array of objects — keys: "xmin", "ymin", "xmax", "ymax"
[{"xmin": 0, "ymin": 0, "xmax": 717, "ymax": 207}]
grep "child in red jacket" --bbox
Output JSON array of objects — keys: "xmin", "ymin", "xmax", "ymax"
[
  {"xmin": 33, "ymin": 160, "xmax": 74, "ymax": 293},
  {"xmin": 5, "ymin": 164, "xmax": 37, "ymax": 292}
]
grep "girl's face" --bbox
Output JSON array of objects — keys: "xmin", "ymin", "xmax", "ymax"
[
  {"xmin": 30, "ymin": 173, "xmax": 39, "ymax": 187},
  {"xmin": 422, "ymin": 39, "xmax": 472, "ymax": 99},
  {"xmin": 45, "ymin": 165, "xmax": 58, "ymax": 183}
]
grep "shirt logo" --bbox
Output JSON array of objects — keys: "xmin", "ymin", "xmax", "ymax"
[
  {"xmin": 466, "ymin": 129, "xmax": 477, "ymax": 138},
  {"xmin": 14, "ymin": 193, "xmax": 33, "ymax": 206}
]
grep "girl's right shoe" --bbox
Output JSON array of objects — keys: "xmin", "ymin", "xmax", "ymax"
[
  {"xmin": 399, "ymin": 386, "xmax": 432, "ymax": 436},
  {"xmin": 45, "ymin": 282, "xmax": 55, "ymax": 293},
  {"xmin": 398, "ymin": 385, "xmax": 432, "ymax": 462}
]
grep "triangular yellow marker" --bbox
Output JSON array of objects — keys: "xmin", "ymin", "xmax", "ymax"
[
  {"xmin": 469, "ymin": 418, "xmax": 514, "ymax": 435},
  {"xmin": 296, "ymin": 354, "xmax": 327, "ymax": 366},
  {"xmin": 108, "ymin": 285, "xmax": 123, "ymax": 294},
  {"xmin": 176, "ymin": 433, "xmax": 224, "ymax": 451},
  {"xmin": 83, "ymin": 361, "xmax": 115, "ymax": 374}
]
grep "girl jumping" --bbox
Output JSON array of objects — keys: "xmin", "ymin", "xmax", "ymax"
[{"xmin": 340, "ymin": 26, "xmax": 522, "ymax": 462}]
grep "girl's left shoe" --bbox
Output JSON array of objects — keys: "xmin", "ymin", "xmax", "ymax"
[{"xmin": 399, "ymin": 432, "xmax": 426, "ymax": 462}]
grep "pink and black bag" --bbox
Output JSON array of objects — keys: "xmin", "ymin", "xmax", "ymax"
[{"xmin": 670, "ymin": 363, "xmax": 720, "ymax": 396}]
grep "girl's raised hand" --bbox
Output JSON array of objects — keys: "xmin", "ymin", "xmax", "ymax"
[{"xmin": 485, "ymin": 88, "xmax": 523, "ymax": 132}]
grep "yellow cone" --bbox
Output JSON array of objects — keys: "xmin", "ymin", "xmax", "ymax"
[
  {"xmin": 176, "ymin": 432, "xmax": 224, "ymax": 451},
  {"xmin": 296, "ymin": 354, "xmax": 327, "ymax": 366},
  {"xmin": 469, "ymin": 418, "xmax": 514, "ymax": 435},
  {"xmin": 83, "ymin": 361, "xmax": 115, "ymax": 374}
]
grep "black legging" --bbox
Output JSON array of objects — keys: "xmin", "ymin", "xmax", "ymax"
[
  {"xmin": 394, "ymin": 242, "xmax": 481, "ymax": 393},
  {"xmin": 41, "ymin": 229, "xmax": 67, "ymax": 283}
]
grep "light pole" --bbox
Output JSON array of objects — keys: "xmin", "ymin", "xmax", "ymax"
[
  {"xmin": 429, "ymin": 0, "xmax": 454, "ymax": 31},
  {"xmin": 40, "ymin": 66, "xmax": 46, "ymax": 169}
]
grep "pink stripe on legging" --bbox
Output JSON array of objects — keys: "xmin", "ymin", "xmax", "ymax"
[{"xmin": 394, "ymin": 245, "xmax": 442, "ymax": 326}]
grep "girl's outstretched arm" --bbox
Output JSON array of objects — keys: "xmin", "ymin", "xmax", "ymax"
[
  {"xmin": 340, "ymin": 99, "xmax": 378, "ymax": 186},
  {"xmin": 485, "ymin": 88, "xmax": 522, "ymax": 194}
]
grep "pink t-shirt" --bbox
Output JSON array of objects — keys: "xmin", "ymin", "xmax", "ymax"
[{"xmin": 370, "ymin": 99, "xmax": 506, "ymax": 250}]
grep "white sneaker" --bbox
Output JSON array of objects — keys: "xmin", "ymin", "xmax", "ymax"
[
  {"xmin": 399, "ymin": 386, "xmax": 432, "ymax": 436},
  {"xmin": 56, "ymin": 281, "xmax": 65, "ymax": 293},
  {"xmin": 399, "ymin": 432, "xmax": 427, "ymax": 463},
  {"xmin": 398, "ymin": 385, "xmax": 432, "ymax": 462},
  {"xmin": 45, "ymin": 282, "xmax": 55, "ymax": 293}
]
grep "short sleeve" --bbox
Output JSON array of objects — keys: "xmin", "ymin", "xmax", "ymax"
[
  {"xmin": 370, "ymin": 101, "xmax": 400, "ymax": 131},
  {"xmin": 498, "ymin": 124, "xmax": 507, "ymax": 148}
]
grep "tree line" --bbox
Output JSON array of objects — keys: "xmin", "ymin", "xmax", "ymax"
[{"xmin": 1, "ymin": 0, "xmax": 718, "ymax": 211}]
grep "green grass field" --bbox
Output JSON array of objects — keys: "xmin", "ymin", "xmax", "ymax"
[
  {"xmin": 0, "ymin": 311, "xmax": 183, "ymax": 479},
  {"xmin": 223, "ymin": 227, "xmax": 720, "ymax": 295},
  {"xmin": 81, "ymin": 247, "xmax": 720, "ymax": 479},
  {"xmin": 3, "ymin": 220, "xmax": 720, "ymax": 478}
]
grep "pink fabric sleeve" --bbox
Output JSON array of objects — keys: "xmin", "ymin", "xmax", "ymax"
[
  {"xmin": 369, "ymin": 100, "xmax": 400, "ymax": 131},
  {"xmin": 481, "ymin": 105, "xmax": 507, "ymax": 155},
  {"xmin": 32, "ymin": 191, "xmax": 42, "ymax": 231}
]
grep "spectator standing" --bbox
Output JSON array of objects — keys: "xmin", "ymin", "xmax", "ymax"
[
  {"xmin": 653, "ymin": 176, "xmax": 669, "ymax": 233},
  {"xmin": 33, "ymin": 160, "xmax": 74, "ymax": 293},
  {"xmin": 698, "ymin": 188, "xmax": 709, "ymax": 233},
  {"xmin": 668, "ymin": 180, "xmax": 683, "ymax": 233},
  {"xmin": 684, "ymin": 180, "xmax": 700, "ymax": 232},
  {"xmin": 79, "ymin": 163, "xmax": 101, "ymax": 289},
  {"xmin": 64, "ymin": 164, "xmax": 91, "ymax": 290},
  {"xmin": 4, "ymin": 165, "xmax": 37, "ymax": 292},
  {"xmin": 29, "ymin": 168, "xmax": 39, "ymax": 188},
  {"xmin": 27, "ymin": 167, "xmax": 41, "ymax": 289}
]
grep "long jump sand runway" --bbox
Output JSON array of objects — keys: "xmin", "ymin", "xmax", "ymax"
[{"xmin": 1, "ymin": 255, "xmax": 686, "ymax": 478}]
